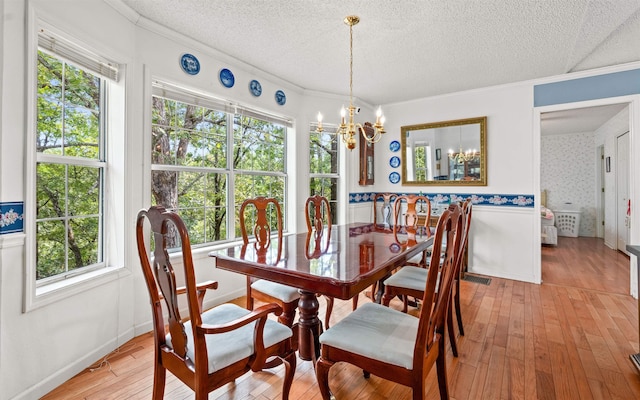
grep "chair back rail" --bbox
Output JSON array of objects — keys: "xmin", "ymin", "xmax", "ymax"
[{"xmin": 413, "ymin": 204, "xmax": 462, "ymax": 369}]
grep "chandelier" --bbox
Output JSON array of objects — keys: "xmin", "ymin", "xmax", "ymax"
[
  {"xmin": 316, "ymin": 15, "xmax": 385, "ymax": 150},
  {"xmin": 448, "ymin": 126, "xmax": 478, "ymax": 163}
]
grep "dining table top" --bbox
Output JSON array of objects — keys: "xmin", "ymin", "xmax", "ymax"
[{"xmin": 210, "ymin": 222, "xmax": 434, "ymax": 300}]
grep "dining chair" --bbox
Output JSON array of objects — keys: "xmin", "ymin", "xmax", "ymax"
[
  {"xmin": 240, "ymin": 197, "xmax": 300, "ymax": 328},
  {"xmin": 385, "ymin": 194, "xmax": 434, "ymax": 311},
  {"xmin": 360, "ymin": 193, "xmax": 399, "ymax": 303},
  {"xmin": 316, "ymin": 206, "xmax": 463, "ymax": 400},
  {"xmin": 452, "ymin": 198, "xmax": 473, "ymax": 337},
  {"xmin": 382, "ymin": 202, "xmax": 470, "ymax": 357},
  {"xmin": 136, "ymin": 205, "xmax": 296, "ymax": 400},
  {"xmin": 393, "ymin": 194, "xmax": 432, "ymax": 267},
  {"xmin": 305, "ymin": 194, "xmax": 361, "ymax": 329}
]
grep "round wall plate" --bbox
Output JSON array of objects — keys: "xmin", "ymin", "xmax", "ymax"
[
  {"xmin": 275, "ymin": 90, "xmax": 286, "ymax": 105},
  {"xmin": 389, "ymin": 172, "xmax": 401, "ymax": 184},
  {"xmin": 390, "ymin": 156, "xmax": 400, "ymax": 168},
  {"xmin": 219, "ymin": 68, "xmax": 235, "ymax": 88},
  {"xmin": 389, "ymin": 140, "xmax": 400, "ymax": 152},
  {"xmin": 249, "ymin": 79, "xmax": 262, "ymax": 96},
  {"xmin": 180, "ymin": 53, "xmax": 200, "ymax": 75}
]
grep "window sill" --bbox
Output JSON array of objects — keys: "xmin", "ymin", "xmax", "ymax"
[{"xmin": 27, "ymin": 265, "xmax": 129, "ymax": 312}]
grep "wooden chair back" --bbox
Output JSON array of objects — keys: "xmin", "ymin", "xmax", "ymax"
[
  {"xmin": 392, "ymin": 194, "xmax": 432, "ymax": 242},
  {"xmin": 239, "ymin": 196, "xmax": 283, "ymax": 249},
  {"xmin": 305, "ymin": 195, "xmax": 332, "ymax": 259},
  {"xmin": 414, "ymin": 203, "xmax": 463, "ymax": 371},
  {"xmin": 305, "ymin": 194, "xmax": 332, "ymax": 234}
]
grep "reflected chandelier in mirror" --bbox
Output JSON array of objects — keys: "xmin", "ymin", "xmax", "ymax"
[{"xmin": 400, "ymin": 117, "xmax": 487, "ymax": 186}]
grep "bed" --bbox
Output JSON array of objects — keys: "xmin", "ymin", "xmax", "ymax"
[{"xmin": 541, "ymin": 190, "xmax": 557, "ymax": 245}]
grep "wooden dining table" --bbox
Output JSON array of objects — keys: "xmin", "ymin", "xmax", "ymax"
[{"xmin": 210, "ymin": 222, "xmax": 434, "ymax": 361}]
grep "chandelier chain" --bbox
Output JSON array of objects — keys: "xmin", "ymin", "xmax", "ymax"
[
  {"xmin": 315, "ymin": 15, "xmax": 385, "ymax": 150},
  {"xmin": 349, "ymin": 22, "xmax": 353, "ymax": 105}
]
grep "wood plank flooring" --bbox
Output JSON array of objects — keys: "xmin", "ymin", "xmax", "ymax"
[{"xmin": 42, "ymin": 237, "xmax": 640, "ymax": 399}]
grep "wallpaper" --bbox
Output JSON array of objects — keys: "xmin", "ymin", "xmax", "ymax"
[{"xmin": 541, "ymin": 131, "xmax": 596, "ymax": 237}]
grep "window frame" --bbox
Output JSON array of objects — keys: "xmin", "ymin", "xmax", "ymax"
[
  {"xmin": 309, "ymin": 123, "xmax": 340, "ymax": 224},
  {"xmin": 150, "ymin": 82, "xmax": 290, "ymax": 246},
  {"xmin": 24, "ymin": 19, "xmax": 125, "ymax": 311}
]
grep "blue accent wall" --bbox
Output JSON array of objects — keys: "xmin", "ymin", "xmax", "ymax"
[{"xmin": 534, "ymin": 68, "xmax": 640, "ymax": 107}]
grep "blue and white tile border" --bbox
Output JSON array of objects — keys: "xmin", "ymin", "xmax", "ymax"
[
  {"xmin": 349, "ymin": 192, "xmax": 534, "ymax": 208},
  {"xmin": 0, "ymin": 202, "xmax": 24, "ymax": 234}
]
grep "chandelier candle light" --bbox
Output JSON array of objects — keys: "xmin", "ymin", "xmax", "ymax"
[
  {"xmin": 448, "ymin": 126, "xmax": 478, "ymax": 163},
  {"xmin": 317, "ymin": 15, "xmax": 385, "ymax": 150}
]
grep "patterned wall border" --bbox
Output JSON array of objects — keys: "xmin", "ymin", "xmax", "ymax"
[
  {"xmin": 0, "ymin": 202, "xmax": 25, "ymax": 234},
  {"xmin": 349, "ymin": 192, "xmax": 534, "ymax": 208}
]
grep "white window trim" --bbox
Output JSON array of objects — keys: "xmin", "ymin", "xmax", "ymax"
[
  {"xmin": 150, "ymin": 80, "xmax": 290, "ymax": 242},
  {"xmin": 23, "ymin": 15, "xmax": 126, "ymax": 312}
]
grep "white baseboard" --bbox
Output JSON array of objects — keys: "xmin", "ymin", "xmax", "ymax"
[{"xmin": 13, "ymin": 330, "xmax": 133, "ymax": 400}]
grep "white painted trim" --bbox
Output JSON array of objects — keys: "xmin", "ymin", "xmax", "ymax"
[{"xmin": 0, "ymin": 233, "xmax": 25, "ymax": 248}]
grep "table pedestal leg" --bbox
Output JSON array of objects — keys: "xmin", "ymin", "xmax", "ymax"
[{"xmin": 297, "ymin": 290, "xmax": 322, "ymax": 361}]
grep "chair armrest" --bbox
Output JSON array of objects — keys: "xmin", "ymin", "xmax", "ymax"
[{"xmin": 161, "ymin": 280, "xmax": 219, "ymax": 313}]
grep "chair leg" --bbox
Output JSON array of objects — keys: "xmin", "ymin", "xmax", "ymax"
[
  {"xmin": 382, "ymin": 290, "xmax": 393, "ymax": 307},
  {"xmin": 324, "ymin": 296, "xmax": 334, "ymax": 329},
  {"xmin": 279, "ymin": 304, "xmax": 297, "ymax": 328},
  {"xmin": 281, "ymin": 351, "xmax": 297, "ymax": 400},
  {"xmin": 454, "ymin": 281, "xmax": 464, "ymax": 336},
  {"xmin": 316, "ymin": 357, "xmax": 334, "ymax": 400},
  {"xmin": 352, "ymin": 294, "xmax": 359, "ymax": 310},
  {"xmin": 447, "ymin": 308, "xmax": 458, "ymax": 357},
  {"xmin": 151, "ymin": 362, "xmax": 166, "ymax": 400},
  {"xmin": 436, "ymin": 340, "xmax": 450, "ymax": 400},
  {"xmin": 246, "ymin": 278, "xmax": 254, "ymax": 310}
]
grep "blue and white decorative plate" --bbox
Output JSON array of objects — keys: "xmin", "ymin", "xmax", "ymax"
[
  {"xmin": 249, "ymin": 79, "xmax": 262, "ymax": 97},
  {"xmin": 389, "ymin": 156, "xmax": 400, "ymax": 168},
  {"xmin": 180, "ymin": 53, "xmax": 200, "ymax": 75},
  {"xmin": 389, "ymin": 172, "xmax": 401, "ymax": 184},
  {"xmin": 275, "ymin": 90, "xmax": 286, "ymax": 105},
  {"xmin": 389, "ymin": 140, "xmax": 400, "ymax": 152},
  {"xmin": 219, "ymin": 68, "xmax": 235, "ymax": 88}
]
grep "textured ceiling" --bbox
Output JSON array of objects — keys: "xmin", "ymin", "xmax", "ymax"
[{"xmin": 113, "ymin": 0, "xmax": 640, "ymax": 106}]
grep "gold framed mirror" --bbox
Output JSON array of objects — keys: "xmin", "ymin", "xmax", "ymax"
[{"xmin": 400, "ymin": 116, "xmax": 487, "ymax": 186}]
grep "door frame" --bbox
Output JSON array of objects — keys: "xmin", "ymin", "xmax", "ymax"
[{"xmin": 533, "ymin": 94, "xmax": 639, "ymax": 296}]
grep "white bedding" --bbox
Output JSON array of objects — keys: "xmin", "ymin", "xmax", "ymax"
[
  {"xmin": 541, "ymin": 206, "xmax": 555, "ymax": 226},
  {"xmin": 541, "ymin": 206, "xmax": 557, "ymax": 245}
]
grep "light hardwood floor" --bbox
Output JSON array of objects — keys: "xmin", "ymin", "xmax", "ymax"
[{"xmin": 42, "ymin": 236, "xmax": 640, "ymax": 399}]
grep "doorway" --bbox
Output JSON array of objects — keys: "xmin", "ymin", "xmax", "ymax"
[{"xmin": 536, "ymin": 98, "xmax": 634, "ymax": 290}]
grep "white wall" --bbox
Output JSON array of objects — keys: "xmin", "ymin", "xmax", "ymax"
[
  {"xmin": 1, "ymin": 1, "xmax": 639, "ymax": 399},
  {"xmin": 353, "ymin": 83, "xmax": 539, "ymax": 282}
]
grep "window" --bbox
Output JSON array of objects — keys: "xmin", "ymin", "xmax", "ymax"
[
  {"xmin": 151, "ymin": 83, "xmax": 289, "ymax": 245},
  {"xmin": 413, "ymin": 143, "xmax": 430, "ymax": 181},
  {"xmin": 34, "ymin": 31, "xmax": 118, "ymax": 284},
  {"xmin": 309, "ymin": 124, "xmax": 339, "ymax": 223}
]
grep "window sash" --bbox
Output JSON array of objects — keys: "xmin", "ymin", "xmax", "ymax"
[
  {"xmin": 152, "ymin": 81, "xmax": 293, "ymax": 128},
  {"xmin": 38, "ymin": 28, "xmax": 119, "ymax": 81}
]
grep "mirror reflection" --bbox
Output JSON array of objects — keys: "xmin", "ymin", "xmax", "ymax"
[{"xmin": 400, "ymin": 117, "xmax": 487, "ymax": 186}]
